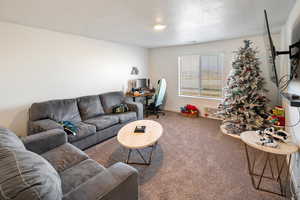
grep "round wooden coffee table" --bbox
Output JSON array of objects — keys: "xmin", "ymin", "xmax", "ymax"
[{"xmin": 117, "ymin": 120, "xmax": 163, "ymax": 165}]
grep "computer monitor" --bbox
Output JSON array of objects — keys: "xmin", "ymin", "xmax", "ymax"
[{"xmin": 135, "ymin": 78, "xmax": 148, "ymax": 89}]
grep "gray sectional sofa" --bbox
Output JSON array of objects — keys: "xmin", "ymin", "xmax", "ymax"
[
  {"xmin": 0, "ymin": 127, "xmax": 138, "ymax": 200},
  {"xmin": 28, "ymin": 91, "xmax": 143, "ymax": 149}
]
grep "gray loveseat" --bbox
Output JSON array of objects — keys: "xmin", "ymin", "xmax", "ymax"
[
  {"xmin": 0, "ymin": 127, "xmax": 138, "ymax": 200},
  {"xmin": 28, "ymin": 91, "xmax": 143, "ymax": 149}
]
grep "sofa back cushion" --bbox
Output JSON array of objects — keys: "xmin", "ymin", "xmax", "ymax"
[
  {"xmin": 77, "ymin": 95, "xmax": 105, "ymax": 120},
  {"xmin": 30, "ymin": 99, "xmax": 81, "ymax": 123},
  {"xmin": 0, "ymin": 128, "xmax": 62, "ymax": 200},
  {"xmin": 99, "ymin": 91, "xmax": 124, "ymax": 113},
  {"xmin": 0, "ymin": 149, "xmax": 63, "ymax": 200}
]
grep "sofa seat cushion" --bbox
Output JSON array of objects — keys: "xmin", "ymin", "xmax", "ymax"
[
  {"xmin": 67, "ymin": 122, "xmax": 96, "ymax": 143},
  {"xmin": 116, "ymin": 112, "xmax": 137, "ymax": 123},
  {"xmin": 60, "ymin": 159, "xmax": 105, "ymax": 195},
  {"xmin": 77, "ymin": 95, "xmax": 105, "ymax": 120},
  {"xmin": 85, "ymin": 115, "xmax": 119, "ymax": 131},
  {"xmin": 42, "ymin": 143, "xmax": 89, "ymax": 173}
]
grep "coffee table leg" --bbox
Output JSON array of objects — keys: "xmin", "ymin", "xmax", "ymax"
[
  {"xmin": 126, "ymin": 149, "xmax": 132, "ymax": 164},
  {"xmin": 244, "ymin": 144, "xmax": 256, "ymax": 188},
  {"xmin": 125, "ymin": 142, "xmax": 158, "ymax": 165},
  {"xmin": 148, "ymin": 142, "xmax": 158, "ymax": 164},
  {"xmin": 136, "ymin": 149, "xmax": 148, "ymax": 164}
]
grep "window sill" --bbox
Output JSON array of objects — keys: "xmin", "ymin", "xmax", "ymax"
[{"xmin": 179, "ymin": 94, "xmax": 223, "ymax": 101}]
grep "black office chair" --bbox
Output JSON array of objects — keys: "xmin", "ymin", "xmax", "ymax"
[{"xmin": 145, "ymin": 79, "xmax": 166, "ymax": 118}]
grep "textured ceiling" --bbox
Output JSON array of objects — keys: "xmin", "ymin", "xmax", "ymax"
[{"xmin": 0, "ymin": 0, "xmax": 295, "ymax": 48}]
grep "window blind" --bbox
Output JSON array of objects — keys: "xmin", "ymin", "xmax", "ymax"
[{"xmin": 179, "ymin": 54, "xmax": 223, "ymax": 99}]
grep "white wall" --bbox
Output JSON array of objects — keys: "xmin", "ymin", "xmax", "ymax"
[
  {"xmin": 280, "ymin": 1, "xmax": 300, "ymax": 198},
  {"xmin": 0, "ymin": 21, "xmax": 148, "ymax": 136},
  {"xmin": 149, "ymin": 34, "xmax": 281, "ymax": 115}
]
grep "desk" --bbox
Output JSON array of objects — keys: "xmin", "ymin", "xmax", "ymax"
[
  {"xmin": 126, "ymin": 91, "xmax": 155, "ymax": 105},
  {"xmin": 240, "ymin": 131, "xmax": 298, "ymax": 197}
]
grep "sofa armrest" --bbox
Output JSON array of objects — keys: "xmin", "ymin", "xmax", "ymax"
[
  {"xmin": 22, "ymin": 129, "xmax": 67, "ymax": 154},
  {"xmin": 124, "ymin": 100, "xmax": 143, "ymax": 120},
  {"xmin": 28, "ymin": 119, "xmax": 63, "ymax": 135},
  {"xmin": 63, "ymin": 162, "xmax": 138, "ymax": 200}
]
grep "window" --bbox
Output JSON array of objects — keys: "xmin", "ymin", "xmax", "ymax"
[{"xmin": 178, "ymin": 54, "xmax": 223, "ymax": 99}]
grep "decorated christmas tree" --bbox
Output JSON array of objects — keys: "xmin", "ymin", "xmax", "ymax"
[{"xmin": 218, "ymin": 40, "xmax": 269, "ymax": 135}]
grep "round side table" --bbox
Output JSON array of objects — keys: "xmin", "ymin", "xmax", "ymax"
[
  {"xmin": 240, "ymin": 131, "xmax": 298, "ymax": 197},
  {"xmin": 220, "ymin": 124, "xmax": 241, "ymax": 139}
]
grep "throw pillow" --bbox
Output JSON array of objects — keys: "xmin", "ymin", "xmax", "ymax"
[
  {"xmin": 59, "ymin": 121, "xmax": 78, "ymax": 136},
  {"xmin": 0, "ymin": 128, "xmax": 62, "ymax": 200},
  {"xmin": 112, "ymin": 104, "xmax": 129, "ymax": 113},
  {"xmin": 0, "ymin": 149, "xmax": 63, "ymax": 200}
]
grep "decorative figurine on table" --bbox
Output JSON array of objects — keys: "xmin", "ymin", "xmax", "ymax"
[
  {"xmin": 256, "ymin": 135, "xmax": 278, "ymax": 148},
  {"xmin": 273, "ymin": 106, "xmax": 285, "ymax": 116},
  {"xmin": 255, "ymin": 127, "xmax": 289, "ymax": 148}
]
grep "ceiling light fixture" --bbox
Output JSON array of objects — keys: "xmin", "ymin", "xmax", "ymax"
[{"xmin": 153, "ymin": 24, "xmax": 167, "ymax": 31}]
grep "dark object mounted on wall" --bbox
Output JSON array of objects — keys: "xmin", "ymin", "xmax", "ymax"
[
  {"xmin": 289, "ymin": 42, "xmax": 300, "ymax": 80},
  {"xmin": 130, "ymin": 67, "xmax": 139, "ymax": 75},
  {"xmin": 264, "ymin": 9, "xmax": 300, "ymax": 86},
  {"xmin": 264, "ymin": 9, "xmax": 300, "ymax": 107}
]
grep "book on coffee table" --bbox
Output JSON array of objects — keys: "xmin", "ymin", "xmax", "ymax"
[{"xmin": 134, "ymin": 126, "xmax": 146, "ymax": 133}]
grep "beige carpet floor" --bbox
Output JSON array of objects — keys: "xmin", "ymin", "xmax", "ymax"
[{"xmin": 85, "ymin": 111, "xmax": 288, "ymax": 200}]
